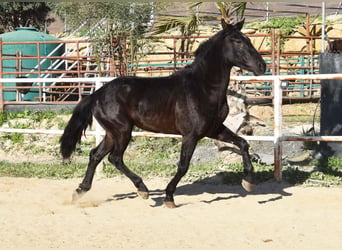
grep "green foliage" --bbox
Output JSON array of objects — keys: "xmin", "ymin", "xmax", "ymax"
[
  {"xmin": 31, "ymin": 110, "xmax": 56, "ymax": 122},
  {"xmin": 52, "ymin": 2, "xmax": 162, "ymax": 37},
  {"xmin": 0, "ymin": 109, "xmax": 66, "ymax": 124},
  {"xmin": 0, "ymin": 2, "xmax": 53, "ymax": 32},
  {"xmin": 0, "ymin": 110, "xmax": 70, "ymax": 151},
  {"xmin": 2, "ymin": 132, "xmax": 24, "ymax": 145},
  {"xmin": 253, "ymin": 16, "xmax": 305, "ymax": 36},
  {"xmin": 215, "ymin": 2, "xmax": 247, "ymax": 23},
  {"xmin": 52, "ymin": 2, "xmax": 166, "ymax": 76},
  {"xmin": 218, "ymin": 163, "xmax": 274, "ymax": 185},
  {"xmin": 0, "ymin": 161, "xmax": 86, "ymax": 179},
  {"xmin": 313, "ymin": 157, "xmax": 342, "ymax": 174},
  {"xmin": 283, "ymin": 156, "xmax": 342, "ymax": 187},
  {"xmin": 0, "ymin": 112, "xmax": 7, "ymax": 126},
  {"xmin": 152, "ymin": 13, "xmax": 201, "ymax": 36},
  {"xmin": 132, "ymin": 136, "xmax": 180, "ymax": 156}
]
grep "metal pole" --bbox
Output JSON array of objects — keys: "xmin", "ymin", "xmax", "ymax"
[
  {"xmin": 273, "ymin": 77, "xmax": 283, "ymax": 182},
  {"xmin": 322, "ymin": 1, "xmax": 326, "ymax": 53},
  {"xmin": 271, "ymin": 29, "xmax": 276, "ymax": 75},
  {"xmin": 336, "ymin": 2, "xmax": 342, "ymax": 15},
  {"xmin": 95, "ymin": 80, "xmax": 104, "ymax": 177}
]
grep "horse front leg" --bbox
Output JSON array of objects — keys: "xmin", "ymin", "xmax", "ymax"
[
  {"xmin": 164, "ymin": 136, "xmax": 198, "ymax": 208},
  {"xmin": 209, "ymin": 125, "xmax": 254, "ymax": 192}
]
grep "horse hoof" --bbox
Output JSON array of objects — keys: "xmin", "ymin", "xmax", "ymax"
[
  {"xmin": 72, "ymin": 189, "xmax": 86, "ymax": 203},
  {"xmin": 242, "ymin": 179, "xmax": 254, "ymax": 192},
  {"xmin": 137, "ymin": 191, "xmax": 149, "ymax": 200},
  {"xmin": 163, "ymin": 200, "xmax": 177, "ymax": 208}
]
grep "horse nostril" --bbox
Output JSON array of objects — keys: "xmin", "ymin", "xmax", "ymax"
[{"xmin": 259, "ymin": 62, "xmax": 266, "ymax": 72}]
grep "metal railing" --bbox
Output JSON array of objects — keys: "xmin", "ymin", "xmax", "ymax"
[
  {"xmin": 2, "ymin": 32, "xmax": 341, "ymax": 103},
  {"xmin": 1, "ymin": 73, "xmax": 342, "ymax": 181}
]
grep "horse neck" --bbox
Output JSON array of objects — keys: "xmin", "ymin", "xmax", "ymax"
[{"xmin": 192, "ymin": 54, "xmax": 233, "ymax": 98}]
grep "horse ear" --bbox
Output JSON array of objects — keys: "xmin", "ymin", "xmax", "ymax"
[
  {"xmin": 235, "ymin": 18, "xmax": 245, "ymax": 31},
  {"xmin": 221, "ymin": 18, "xmax": 228, "ymax": 29}
]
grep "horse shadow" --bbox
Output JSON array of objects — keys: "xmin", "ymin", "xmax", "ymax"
[
  {"xmin": 106, "ymin": 171, "xmax": 295, "ymax": 208},
  {"xmin": 175, "ymin": 176, "xmax": 293, "ymax": 206}
]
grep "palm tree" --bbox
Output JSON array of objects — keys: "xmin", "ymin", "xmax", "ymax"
[
  {"xmin": 152, "ymin": 6, "xmax": 202, "ymax": 59},
  {"xmin": 152, "ymin": 2, "xmax": 247, "ymax": 34},
  {"xmin": 151, "ymin": 2, "xmax": 247, "ymax": 57},
  {"xmin": 216, "ymin": 2, "xmax": 247, "ymax": 24}
]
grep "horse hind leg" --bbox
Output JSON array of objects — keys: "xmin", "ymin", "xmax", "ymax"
[
  {"xmin": 108, "ymin": 153, "xmax": 149, "ymax": 199},
  {"xmin": 72, "ymin": 135, "xmax": 113, "ymax": 202},
  {"xmin": 108, "ymin": 133, "xmax": 149, "ymax": 199}
]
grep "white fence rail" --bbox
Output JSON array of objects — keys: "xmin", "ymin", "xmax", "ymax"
[{"xmin": 1, "ymin": 74, "xmax": 342, "ymax": 181}]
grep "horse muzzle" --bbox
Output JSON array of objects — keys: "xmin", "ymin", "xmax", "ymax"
[{"xmin": 253, "ymin": 60, "xmax": 267, "ymax": 76}]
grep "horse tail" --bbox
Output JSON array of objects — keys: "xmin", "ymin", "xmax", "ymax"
[{"xmin": 60, "ymin": 95, "xmax": 95, "ymax": 159}]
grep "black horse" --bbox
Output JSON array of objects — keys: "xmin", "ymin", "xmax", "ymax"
[{"xmin": 60, "ymin": 19, "xmax": 266, "ymax": 208}]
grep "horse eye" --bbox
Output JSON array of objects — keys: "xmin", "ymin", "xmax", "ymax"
[{"xmin": 233, "ymin": 39, "xmax": 242, "ymax": 44}]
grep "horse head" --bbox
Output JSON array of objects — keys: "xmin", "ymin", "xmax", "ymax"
[{"xmin": 221, "ymin": 19, "xmax": 266, "ymax": 76}]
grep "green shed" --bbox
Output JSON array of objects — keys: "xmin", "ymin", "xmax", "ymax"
[{"xmin": 0, "ymin": 27, "xmax": 64, "ymax": 101}]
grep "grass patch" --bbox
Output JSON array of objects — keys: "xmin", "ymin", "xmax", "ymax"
[
  {"xmin": 1, "ymin": 156, "xmax": 341, "ymax": 188},
  {"xmin": 283, "ymin": 114, "xmax": 314, "ymax": 123},
  {"xmin": 0, "ymin": 161, "xmax": 87, "ymax": 179},
  {"xmin": 1, "ymin": 132, "xmax": 24, "ymax": 145},
  {"xmin": 0, "ymin": 109, "xmax": 71, "ymax": 126}
]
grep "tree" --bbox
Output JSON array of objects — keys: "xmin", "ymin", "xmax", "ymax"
[
  {"xmin": 52, "ymin": 2, "xmax": 165, "ymax": 75},
  {"xmin": 152, "ymin": 2, "xmax": 247, "ymax": 35},
  {"xmin": 52, "ymin": 2, "xmax": 163, "ymax": 38},
  {"xmin": 152, "ymin": 8, "xmax": 202, "ymax": 59},
  {"xmin": 0, "ymin": 2, "xmax": 53, "ymax": 32},
  {"xmin": 151, "ymin": 2, "xmax": 248, "ymax": 57},
  {"xmin": 215, "ymin": 2, "xmax": 247, "ymax": 24}
]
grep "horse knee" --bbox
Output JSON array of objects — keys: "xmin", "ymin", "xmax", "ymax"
[
  {"xmin": 236, "ymin": 137, "xmax": 249, "ymax": 152},
  {"xmin": 89, "ymin": 147, "xmax": 102, "ymax": 162}
]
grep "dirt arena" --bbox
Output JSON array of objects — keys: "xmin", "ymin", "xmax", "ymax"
[{"xmin": 0, "ymin": 176, "xmax": 341, "ymax": 249}]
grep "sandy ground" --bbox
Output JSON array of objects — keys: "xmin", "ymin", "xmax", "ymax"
[{"xmin": 0, "ymin": 176, "xmax": 341, "ymax": 249}]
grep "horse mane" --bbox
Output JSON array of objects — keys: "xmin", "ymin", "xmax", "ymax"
[
  {"xmin": 194, "ymin": 22, "xmax": 241, "ymax": 60},
  {"xmin": 178, "ymin": 29, "xmax": 227, "ymax": 76},
  {"xmin": 194, "ymin": 29, "xmax": 224, "ymax": 58},
  {"xmin": 174, "ymin": 25, "xmax": 235, "ymax": 76}
]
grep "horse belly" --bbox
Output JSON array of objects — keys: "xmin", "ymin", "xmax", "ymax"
[
  {"xmin": 125, "ymin": 82, "xmax": 181, "ymax": 134},
  {"xmin": 133, "ymin": 113, "xmax": 179, "ymax": 135}
]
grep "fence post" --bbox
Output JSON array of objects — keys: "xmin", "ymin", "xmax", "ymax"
[
  {"xmin": 273, "ymin": 76, "xmax": 283, "ymax": 181},
  {"xmin": 173, "ymin": 38, "xmax": 177, "ymax": 72},
  {"xmin": 0, "ymin": 38, "xmax": 3, "ymax": 112},
  {"xmin": 95, "ymin": 80, "xmax": 104, "ymax": 177}
]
